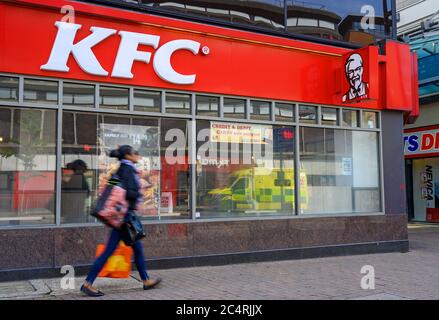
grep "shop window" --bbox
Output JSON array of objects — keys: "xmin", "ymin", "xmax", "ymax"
[
  {"xmin": 133, "ymin": 89, "xmax": 161, "ymax": 113},
  {"xmin": 342, "ymin": 109, "xmax": 359, "ymax": 127},
  {"xmin": 62, "ymin": 112, "xmax": 75, "ymax": 145},
  {"xmin": 223, "ymin": 98, "xmax": 246, "ymax": 119},
  {"xmin": 41, "ymin": 109, "xmax": 57, "ymax": 142},
  {"xmin": 196, "ymin": 120, "xmax": 295, "ymax": 218},
  {"xmin": 79, "ymin": 113, "xmax": 100, "ymax": 145},
  {"xmin": 274, "ymin": 103, "xmax": 294, "ymax": 122},
  {"xmin": 160, "ymin": 118, "xmax": 190, "ymax": 219},
  {"xmin": 0, "ymin": 109, "xmax": 12, "ymax": 144},
  {"xmin": 250, "ymin": 100, "xmax": 271, "ymax": 121},
  {"xmin": 61, "ymin": 112, "xmax": 189, "ymax": 223},
  {"xmin": 299, "ymin": 105, "xmax": 317, "ymax": 124},
  {"xmin": 101, "ymin": 115, "xmax": 130, "ymax": 126},
  {"xmin": 61, "ymin": 112, "xmax": 98, "ymax": 223},
  {"xmin": 165, "ymin": 92, "xmax": 191, "ymax": 114},
  {"xmin": 24, "ymin": 79, "xmax": 58, "ymax": 105},
  {"xmin": 0, "ymin": 76, "xmax": 19, "ymax": 101},
  {"xmin": 362, "ymin": 111, "xmax": 379, "ymax": 129},
  {"xmin": 63, "ymin": 82, "xmax": 95, "ymax": 108},
  {"xmin": 99, "ymin": 86, "xmax": 129, "ymax": 110},
  {"xmin": 196, "ymin": 95, "xmax": 219, "ymax": 117},
  {"xmin": 321, "ymin": 107, "xmax": 338, "ymax": 126},
  {"xmin": 299, "ymin": 127, "xmax": 380, "ymax": 214},
  {"xmin": 0, "ymin": 106, "xmax": 56, "ymax": 226},
  {"xmin": 62, "ymin": 112, "xmax": 159, "ymax": 223}
]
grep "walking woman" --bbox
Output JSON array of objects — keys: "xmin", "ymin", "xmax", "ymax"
[{"xmin": 81, "ymin": 145, "xmax": 161, "ymax": 297}]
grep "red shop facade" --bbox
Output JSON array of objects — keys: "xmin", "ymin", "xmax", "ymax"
[{"xmin": 0, "ymin": 0, "xmax": 418, "ymax": 279}]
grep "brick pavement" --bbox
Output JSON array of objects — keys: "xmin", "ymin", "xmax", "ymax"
[{"xmin": 2, "ymin": 223, "xmax": 439, "ymax": 300}]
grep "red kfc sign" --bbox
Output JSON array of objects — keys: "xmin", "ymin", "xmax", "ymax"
[{"xmin": 0, "ymin": 0, "xmax": 419, "ymax": 115}]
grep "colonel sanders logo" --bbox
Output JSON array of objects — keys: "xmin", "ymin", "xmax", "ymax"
[{"xmin": 342, "ymin": 53, "xmax": 369, "ymax": 102}]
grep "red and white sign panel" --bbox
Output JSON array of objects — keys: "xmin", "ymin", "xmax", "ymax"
[{"xmin": 404, "ymin": 126, "xmax": 439, "ymax": 158}]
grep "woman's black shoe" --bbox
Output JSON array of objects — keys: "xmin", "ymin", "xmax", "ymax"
[
  {"xmin": 80, "ymin": 284, "xmax": 105, "ymax": 297},
  {"xmin": 143, "ymin": 278, "xmax": 162, "ymax": 290}
]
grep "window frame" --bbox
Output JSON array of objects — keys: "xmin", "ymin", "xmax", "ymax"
[{"xmin": 0, "ymin": 72, "xmax": 384, "ymax": 229}]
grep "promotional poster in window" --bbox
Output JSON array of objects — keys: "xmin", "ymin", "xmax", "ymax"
[{"xmin": 99, "ymin": 124, "xmax": 160, "ymax": 217}]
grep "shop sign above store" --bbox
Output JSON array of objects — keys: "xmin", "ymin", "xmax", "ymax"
[
  {"xmin": 0, "ymin": 0, "xmax": 419, "ymax": 112},
  {"xmin": 41, "ymin": 21, "xmax": 205, "ymax": 85},
  {"xmin": 404, "ymin": 126, "xmax": 439, "ymax": 158},
  {"xmin": 339, "ymin": 46, "xmax": 379, "ymax": 104}
]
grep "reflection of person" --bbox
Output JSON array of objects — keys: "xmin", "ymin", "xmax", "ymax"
[
  {"xmin": 81, "ymin": 145, "xmax": 161, "ymax": 297},
  {"xmin": 61, "ymin": 159, "xmax": 90, "ymax": 223},
  {"xmin": 134, "ymin": 150, "xmax": 158, "ymax": 216},
  {"xmin": 137, "ymin": 168, "xmax": 156, "ymax": 214},
  {"xmin": 342, "ymin": 53, "xmax": 368, "ymax": 102}
]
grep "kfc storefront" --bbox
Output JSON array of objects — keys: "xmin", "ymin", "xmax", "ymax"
[{"xmin": 0, "ymin": 0, "xmax": 418, "ymax": 279}]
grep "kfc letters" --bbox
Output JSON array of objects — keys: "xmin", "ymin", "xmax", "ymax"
[{"xmin": 41, "ymin": 21, "xmax": 202, "ymax": 85}]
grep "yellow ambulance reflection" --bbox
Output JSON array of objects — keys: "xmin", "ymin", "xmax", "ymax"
[{"xmin": 208, "ymin": 168, "xmax": 308, "ymax": 213}]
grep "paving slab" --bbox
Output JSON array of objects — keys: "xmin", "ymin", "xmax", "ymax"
[{"xmin": 43, "ymin": 275, "xmax": 144, "ymax": 297}]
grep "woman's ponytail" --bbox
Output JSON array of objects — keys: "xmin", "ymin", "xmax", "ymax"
[
  {"xmin": 109, "ymin": 149, "xmax": 121, "ymax": 159},
  {"xmin": 109, "ymin": 145, "xmax": 134, "ymax": 161}
]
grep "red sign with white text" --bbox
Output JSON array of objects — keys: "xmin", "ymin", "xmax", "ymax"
[
  {"xmin": 404, "ymin": 126, "xmax": 439, "ymax": 159},
  {"xmin": 0, "ymin": 0, "xmax": 418, "ymax": 113}
]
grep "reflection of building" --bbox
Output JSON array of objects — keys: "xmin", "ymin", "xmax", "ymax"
[
  {"xmin": 116, "ymin": 0, "xmax": 395, "ymax": 46},
  {"xmin": 399, "ymin": 0, "xmax": 439, "ymax": 222},
  {"xmin": 144, "ymin": 0, "xmax": 285, "ymax": 31},
  {"xmin": 0, "ymin": 107, "xmax": 56, "ymax": 219},
  {"xmin": 286, "ymin": 2, "xmax": 342, "ymax": 40},
  {"xmin": 0, "ymin": 0, "xmax": 418, "ymax": 279},
  {"xmin": 339, "ymin": 15, "xmax": 392, "ymax": 46}
]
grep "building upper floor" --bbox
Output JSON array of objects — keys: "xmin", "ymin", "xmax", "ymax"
[
  {"xmin": 396, "ymin": 0, "xmax": 439, "ymax": 105},
  {"xmin": 396, "ymin": 0, "xmax": 438, "ymax": 37},
  {"xmin": 83, "ymin": 0, "xmax": 396, "ymax": 47}
]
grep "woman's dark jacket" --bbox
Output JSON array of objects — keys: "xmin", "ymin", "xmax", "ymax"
[{"xmin": 116, "ymin": 163, "xmax": 140, "ymax": 210}]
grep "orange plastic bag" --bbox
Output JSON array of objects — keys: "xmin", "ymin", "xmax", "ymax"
[{"xmin": 95, "ymin": 241, "xmax": 133, "ymax": 278}]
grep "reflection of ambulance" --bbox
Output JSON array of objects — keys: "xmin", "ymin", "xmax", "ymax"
[{"xmin": 208, "ymin": 168, "xmax": 308, "ymax": 212}]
